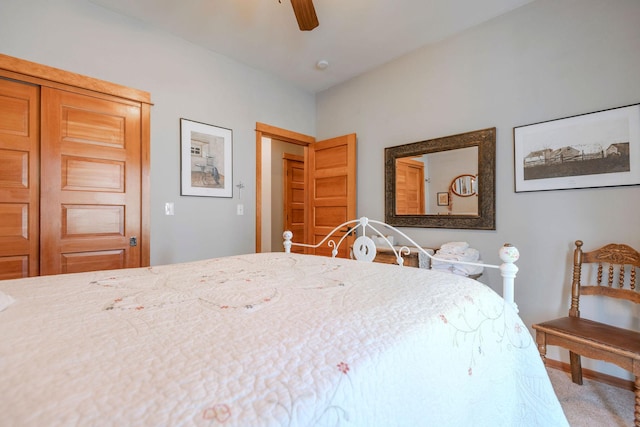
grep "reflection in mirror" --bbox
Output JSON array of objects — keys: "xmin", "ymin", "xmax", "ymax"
[
  {"xmin": 450, "ymin": 174, "xmax": 477, "ymax": 197},
  {"xmin": 394, "ymin": 157, "xmax": 425, "ymax": 215},
  {"xmin": 385, "ymin": 128, "xmax": 495, "ymax": 230},
  {"xmin": 395, "ymin": 147, "xmax": 478, "ymax": 215}
]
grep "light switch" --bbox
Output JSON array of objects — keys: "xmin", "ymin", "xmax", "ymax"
[
  {"xmin": 165, "ymin": 202, "xmax": 175, "ymax": 215},
  {"xmin": 237, "ymin": 204, "xmax": 244, "ymax": 215}
]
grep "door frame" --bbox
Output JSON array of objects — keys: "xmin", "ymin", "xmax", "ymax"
[{"xmin": 255, "ymin": 122, "xmax": 314, "ymax": 253}]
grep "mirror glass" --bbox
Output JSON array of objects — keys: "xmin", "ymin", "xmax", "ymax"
[
  {"xmin": 395, "ymin": 147, "xmax": 478, "ymax": 215},
  {"xmin": 385, "ymin": 128, "xmax": 495, "ymax": 230}
]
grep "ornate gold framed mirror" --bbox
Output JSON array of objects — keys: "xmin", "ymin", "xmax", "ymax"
[{"xmin": 384, "ymin": 128, "xmax": 496, "ymax": 230}]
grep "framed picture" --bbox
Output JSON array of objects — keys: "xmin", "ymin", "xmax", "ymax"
[
  {"xmin": 437, "ymin": 192, "xmax": 449, "ymax": 206},
  {"xmin": 180, "ymin": 118, "xmax": 233, "ymax": 197},
  {"xmin": 514, "ymin": 103, "xmax": 640, "ymax": 192}
]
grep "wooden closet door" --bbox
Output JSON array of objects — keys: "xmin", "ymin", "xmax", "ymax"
[
  {"xmin": 0, "ymin": 78, "xmax": 40, "ymax": 279},
  {"xmin": 40, "ymin": 87, "xmax": 142, "ymax": 275}
]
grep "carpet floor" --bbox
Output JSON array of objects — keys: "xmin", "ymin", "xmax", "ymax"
[{"xmin": 547, "ymin": 368, "xmax": 634, "ymax": 426}]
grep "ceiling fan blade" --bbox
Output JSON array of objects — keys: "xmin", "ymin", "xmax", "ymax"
[{"xmin": 291, "ymin": 0, "xmax": 319, "ymax": 31}]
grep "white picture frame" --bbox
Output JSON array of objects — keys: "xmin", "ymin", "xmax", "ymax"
[{"xmin": 180, "ymin": 118, "xmax": 233, "ymax": 197}]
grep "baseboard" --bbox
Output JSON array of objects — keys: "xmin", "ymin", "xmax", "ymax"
[{"xmin": 545, "ymin": 358, "xmax": 634, "ymax": 391}]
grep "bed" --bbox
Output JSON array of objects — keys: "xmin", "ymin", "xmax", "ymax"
[{"xmin": 0, "ymin": 218, "xmax": 568, "ymax": 426}]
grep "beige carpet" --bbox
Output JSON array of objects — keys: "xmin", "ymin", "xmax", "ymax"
[{"xmin": 547, "ymin": 368, "xmax": 634, "ymax": 426}]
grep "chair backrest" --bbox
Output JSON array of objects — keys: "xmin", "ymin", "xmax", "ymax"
[{"xmin": 569, "ymin": 240, "xmax": 640, "ymax": 317}]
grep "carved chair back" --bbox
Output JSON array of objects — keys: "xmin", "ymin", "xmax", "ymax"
[{"xmin": 569, "ymin": 240, "xmax": 640, "ymax": 318}]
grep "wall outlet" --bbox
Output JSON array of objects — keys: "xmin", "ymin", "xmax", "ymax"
[
  {"xmin": 165, "ymin": 202, "xmax": 175, "ymax": 215},
  {"xmin": 236, "ymin": 204, "xmax": 244, "ymax": 215}
]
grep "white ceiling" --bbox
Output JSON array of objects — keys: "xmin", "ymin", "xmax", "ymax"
[{"xmin": 89, "ymin": 0, "xmax": 534, "ymax": 93}]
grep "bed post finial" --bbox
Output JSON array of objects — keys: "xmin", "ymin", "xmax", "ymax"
[
  {"xmin": 499, "ymin": 243, "xmax": 520, "ymax": 312},
  {"xmin": 283, "ymin": 230, "xmax": 293, "ymax": 253}
]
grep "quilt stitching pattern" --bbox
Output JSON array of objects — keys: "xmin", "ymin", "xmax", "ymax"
[
  {"xmin": 439, "ymin": 294, "xmax": 532, "ymax": 375},
  {"xmin": 0, "ymin": 252, "xmax": 568, "ymax": 426}
]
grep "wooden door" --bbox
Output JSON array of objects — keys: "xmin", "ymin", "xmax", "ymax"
[
  {"xmin": 283, "ymin": 153, "xmax": 305, "ymax": 253},
  {"xmin": 0, "ymin": 78, "xmax": 40, "ymax": 279},
  {"xmin": 40, "ymin": 87, "xmax": 142, "ymax": 275},
  {"xmin": 307, "ymin": 134, "xmax": 357, "ymax": 258},
  {"xmin": 395, "ymin": 157, "xmax": 425, "ymax": 214}
]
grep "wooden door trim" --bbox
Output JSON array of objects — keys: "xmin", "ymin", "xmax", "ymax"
[
  {"xmin": 255, "ymin": 122, "xmax": 315, "ymax": 253},
  {"xmin": 0, "ymin": 54, "xmax": 151, "ymax": 104},
  {"xmin": 256, "ymin": 123, "xmax": 315, "ymax": 145},
  {"xmin": 140, "ymin": 103, "xmax": 151, "ymax": 266}
]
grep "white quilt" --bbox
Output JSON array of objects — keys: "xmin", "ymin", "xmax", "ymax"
[{"xmin": 0, "ymin": 253, "xmax": 568, "ymax": 426}]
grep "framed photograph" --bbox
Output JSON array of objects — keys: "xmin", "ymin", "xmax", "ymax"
[
  {"xmin": 514, "ymin": 103, "xmax": 640, "ymax": 192},
  {"xmin": 180, "ymin": 118, "xmax": 233, "ymax": 197},
  {"xmin": 437, "ymin": 192, "xmax": 449, "ymax": 206}
]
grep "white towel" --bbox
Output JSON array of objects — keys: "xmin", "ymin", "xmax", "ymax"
[
  {"xmin": 432, "ymin": 249, "xmax": 480, "ymax": 264},
  {"xmin": 432, "ymin": 246, "xmax": 483, "ymax": 277},
  {"xmin": 439, "ymin": 242, "xmax": 469, "ymax": 254}
]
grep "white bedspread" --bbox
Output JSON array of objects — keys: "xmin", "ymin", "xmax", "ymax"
[{"xmin": 0, "ymin": 253, "xmax": 568, "ymax": 426}]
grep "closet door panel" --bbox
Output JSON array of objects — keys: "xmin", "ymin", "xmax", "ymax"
[
  {"xmin": 40, "ymin": 87, "xmax": 141, "ymax": 275},
  {"xmin": 0, "ymin": 78, "xmax": 39, "ymax": 278},
  {"xmin": 61, "ymin": 250, "xmax": 125, "ymax": 274}
]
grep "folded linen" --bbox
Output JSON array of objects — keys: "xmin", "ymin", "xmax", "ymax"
[
  {"xmin": 432, "ymin": 244, "xmax": 483, "ymax": 277},
  {"xmin": 431, "ymin": 249, "xmax": 480, "ymax": 263},
  {"xmin": 439, "ymin": 241, "xmax": 469, "ymax": 254}
]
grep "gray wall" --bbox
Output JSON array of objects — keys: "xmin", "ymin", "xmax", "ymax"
[
  {"xmin": 0, "ymin": 0, "xmax": 315, "ymax": 265},
  {"xmin": 316, "ymin": 0, "xmax": 640, "ymax": 377}
]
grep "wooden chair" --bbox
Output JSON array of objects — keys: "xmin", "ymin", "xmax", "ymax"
[{"xmin": 533, "ymin": 240, "xmax": 640, "ymax": 426}]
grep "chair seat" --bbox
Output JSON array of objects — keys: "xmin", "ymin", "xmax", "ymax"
[{"xmin": 534, "ymin": 317, "xmax": 640, "ymax": 359}]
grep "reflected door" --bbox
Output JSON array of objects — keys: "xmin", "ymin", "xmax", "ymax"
[{"xmin": 395, "ymin": 157, "xmax": 425, "ymax": 214}]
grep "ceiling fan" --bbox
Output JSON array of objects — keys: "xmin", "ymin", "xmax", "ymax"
[{"xmin": 289, "ymin": 0, "xmax": 319, "ymax": 31}]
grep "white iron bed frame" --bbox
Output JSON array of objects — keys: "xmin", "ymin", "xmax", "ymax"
[{"xmin": 284, "ymin": 217, "xmax": 520, "ymax": 312}]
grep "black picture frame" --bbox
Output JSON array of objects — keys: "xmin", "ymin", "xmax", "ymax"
[{"xmin": 513, "ymin": 103, "xmax": 640, "ymax": 192}]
